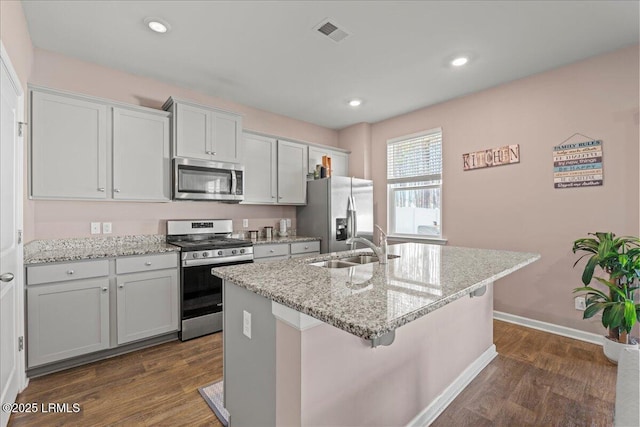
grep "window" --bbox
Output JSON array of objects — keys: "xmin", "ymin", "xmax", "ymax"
[{"xmin": 387, "ymin": 128, "xmax": 442, "ymax": 238}]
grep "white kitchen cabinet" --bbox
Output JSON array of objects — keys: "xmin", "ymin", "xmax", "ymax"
[
  {"xmin": 30, "ymin": 87, "xmax": 171, "ymax": 201},
  {"xmin": 116, "ymin": 269, "xmax": 179, "ymax": 345},
  {"xmin": 164, "ymin": 97, "xmax": 242, "ymax": 163},
  {"xmin": 308, "ymin": 146, "xmax": 349, "ymax": 177},
  {"xmin": 26, "ymin": 253, "xmax": 179, "ymax": 369},
  {"xmin": 27, "ymin": 276, "xmax": 110, "ymax": 367},
  {"xmin": 242, "ymin": 133, "xmax": 277, "ymax": 203},
  {"xmin": 31, "ymin": 90, "xmax": 108, "ymax": 199},
  {"xmin": 242, "ymin": 134, "xmax": 307, "ymax": 205},
  {"xmin": 112, "ymin": 108, "xmax": 170, "ymax": 201},
  {"xmin": 277, "ymin": 139, "xmax": 308, "ymax": 204}
]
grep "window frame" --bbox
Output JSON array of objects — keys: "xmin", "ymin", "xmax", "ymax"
[{"xmin": 386, "ymin": 127, "xmax": 443, "ymax": 241}]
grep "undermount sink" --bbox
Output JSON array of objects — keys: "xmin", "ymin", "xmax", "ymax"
[{"xmin": 310, "ymin": 254, "xmax": 400, "ymax": 269}]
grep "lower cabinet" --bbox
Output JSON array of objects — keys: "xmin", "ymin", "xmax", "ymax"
[
  {"xmin": 116, "ymin": 269, "xmax": 179, "ymax": 345},
  {"xmin": 27, "ymin": 278, "xmax": 110, "ymax": 367},
  {"xmin": 254, "ymin": 241, "xmax": 320, "ymax": 263},
  {"xmin": 26, "ymin": 253, "xmax": 179, "ymax": 368}
]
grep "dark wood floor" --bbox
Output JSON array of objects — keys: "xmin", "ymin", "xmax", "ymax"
[{"xmin": 9, "ymin": 320, "xmax": 616, "ymax": 426}]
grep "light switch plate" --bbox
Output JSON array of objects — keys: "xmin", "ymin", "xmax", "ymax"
[
  {"xmin": 243, "ymin": 219, "xmax": 249, "ymax": 228},
  {"xmin": 243, "ymin": 310, "xmax": 252, "ymax": 339},
  {"xmin": 90, "ymin": 222, "xmax": 101, "ymax": 235},
  {"xmin": 102, "ymin": 222, "xmax": 112, "ymax": 234}
]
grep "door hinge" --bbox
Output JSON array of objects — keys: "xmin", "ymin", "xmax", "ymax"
[
  {"xmin": 17, "ymin": 229, "xmax": 22, "ymax": 244},
  {"xmin": 17, "ymin": 121, "xmax": 28, "ymax": 137},
  {"xmin": 18, "ymin": 336, "xmax": 24, "ymax": 351}
]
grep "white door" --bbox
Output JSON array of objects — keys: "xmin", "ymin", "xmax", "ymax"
[{"xmin": 0, "ymin": 43, "xmax": 25, "ymax": 427}]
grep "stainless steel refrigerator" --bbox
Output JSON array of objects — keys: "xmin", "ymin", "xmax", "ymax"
[{"xmin": 297, "ymin": 177, "xmax": 374, "ymax": 253}]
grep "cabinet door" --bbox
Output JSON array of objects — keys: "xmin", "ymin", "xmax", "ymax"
[
  {"xmin": 174, "ymin": 103, "xmax": 211, "ymax": 160},
  {"xmin": 27, "ymin": 278, "xmax": 110, "ymax": 367},
  {"xmin": 31, "ymin": 91, "xmax": 108, "ymax": 199},
  {"xmin": 211, "ymin": 111, "xmax": 242, "ymax": 163},
  {"xmin": 308, "ymin": 146, "xmax": 349, "ymax": 177},
  {"xmin": 242, "ymin": 133, "xmax": 277, "ymax": 203},
  {"xmin": 112, "ymin": 108, "xmax": 170, "ymax": 201},
  {"xmin": 116, "ymin": 269, "xmax": 179, "ymax": 345},
  {"xmin": 277, "ymin": 140, "xmax": 308, "ymax": 204}
]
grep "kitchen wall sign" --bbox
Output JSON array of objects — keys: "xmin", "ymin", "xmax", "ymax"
[
  {"xmin": 462, "ymin": 144, "xmax": 520, "ymax": 171},
  {"xmin": 553, "ymin": 138, "xmax": 603, "ymax": 189}
]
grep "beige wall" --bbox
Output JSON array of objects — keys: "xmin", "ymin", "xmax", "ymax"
[
  {"xmin": 0, "ymin": 0, "xmax": 33, "ymax": 92},
  {"xmin": 337, "ymin": 122, "xmax": 372, "ymax": 179},
  {"xmin": 371, "ymin": 45, "xmax": 640, "ymax": 335},
  {"xmin": 23, "ymin": 48, "xmax": 340, "ymax": 241}
]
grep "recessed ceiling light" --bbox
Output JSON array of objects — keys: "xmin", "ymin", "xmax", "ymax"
[
  {"xmin": 451, "ymin": 57, "xmax": 469, "ymax": 67},
  {"xmin": 145, "ymin": 17, "xmax": 170, "ymax": 34},
  {"xmin": 348, "ymin": 99, "xmax": 362, "ymax": 107}
]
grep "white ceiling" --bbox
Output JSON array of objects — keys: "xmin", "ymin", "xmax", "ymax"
[{"xmin": 21, "ymin": 1, "xmax": 639, "ymax": 130}]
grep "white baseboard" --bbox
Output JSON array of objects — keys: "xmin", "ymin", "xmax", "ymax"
[
  {"xmin": 493, "ymin": 311, "xmax": 603, "ymax": 346},
  {"xmin": 406, "ymin": 344, "xmax": 498, "ymax": 427}
]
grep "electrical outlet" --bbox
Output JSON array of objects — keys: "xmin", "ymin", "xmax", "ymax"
[
  {"xmin": 102, "ymin": 222, "xmax": 112, "ymax": 234},
  {"xmin": 90, "ymin": 222, "xmax": 101, "ymax": 235},
  {"xmin": 574, "ymin": 296, "xmax": 586, "ymax": 311},
  {"xmin": 286, "ymin": 218, "xmax": 291, "ymax": 227},
  {"xmin": 243, "ymin": 310, "xmax": 252, "ymax": 339},
  {"xmin": 243, "ymin": 219, "xmax": 249, "ymax": 228}
]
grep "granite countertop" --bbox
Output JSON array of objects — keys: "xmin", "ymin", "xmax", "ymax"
[
  {"xmin": 24, "ymin": 235, "xmax": 180, "ymax": 265},
  {"xmin": 212, "ymin": 242, "xmax": 540, "ymax": 340},
  {"xmin": 250, "ymin": 235, "xmax": 320, "ymax": 245}
]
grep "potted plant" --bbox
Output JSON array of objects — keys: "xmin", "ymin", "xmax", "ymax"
[{"xmin": 572, "ymin": 232, "xmax": 640, "ymax": 363}]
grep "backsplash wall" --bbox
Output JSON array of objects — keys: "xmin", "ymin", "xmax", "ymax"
[{"xmin": 31, "ymin": 200, "xmax": 297, "ymax": 240}]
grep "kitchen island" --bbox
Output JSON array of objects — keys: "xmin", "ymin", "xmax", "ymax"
[{"xmin": 212, "ymin": 243, "xmax": 539, "ymax": 427}]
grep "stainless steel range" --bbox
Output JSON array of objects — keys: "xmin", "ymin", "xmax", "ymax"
[{"xmin": 167, "ymin": 219, "xmax": 253, "ymax": 341}]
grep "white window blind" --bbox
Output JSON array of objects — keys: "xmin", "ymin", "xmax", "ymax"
[{"xmin": 387, "ymin": 130, "xmax": 442, "ymax": 184}]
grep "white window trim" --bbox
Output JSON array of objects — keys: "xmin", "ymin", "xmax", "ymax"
[{"xmin": 386, "ymin": 127, "xmax": 443, "ymax": 240}]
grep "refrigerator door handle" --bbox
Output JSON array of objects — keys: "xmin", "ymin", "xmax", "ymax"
[{"xmin": 347, "ymin": 195, "xmax": 358, "ymax": 239}]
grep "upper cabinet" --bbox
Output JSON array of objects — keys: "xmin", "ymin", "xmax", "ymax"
[
  {"xmin": 163, "ymin": 97, "xmax": 242, "ymax": 164},
  {"xmin": 241, "ymin": 133, "xmax": 307, "ymax": 205},
  {"xmin": 308, "ymin": 146, "xmax": 349, "ymax": 177},
  {"xmin": 277, "ymin": 139, "xmax": 308, "ymax": 204},
  {"xmin": 31, "ymin": 91, "xmax": 109, "ymax": 199},
  {"xmin": 30, "ymin": 88, "xmax": 171, "ymax": 201}
]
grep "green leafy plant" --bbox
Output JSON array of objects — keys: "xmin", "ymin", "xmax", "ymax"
[{"xmin": 573, "ymin": 232, "xmax": 640, "ymax": 344}]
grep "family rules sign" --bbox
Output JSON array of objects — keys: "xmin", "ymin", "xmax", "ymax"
[{"xmin": 553, "ymin": 140, "xmax": 603, "ymax": 189}]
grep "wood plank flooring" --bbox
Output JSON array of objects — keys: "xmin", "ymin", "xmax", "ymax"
[{"xmin": 8, "ymin": 320, "xmax": 617, "ymax": 426}]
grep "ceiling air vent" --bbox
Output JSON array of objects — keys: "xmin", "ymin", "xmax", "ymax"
[{"xmin": 314, "ymin": 19, "xmax": 350, "ymax": 43}]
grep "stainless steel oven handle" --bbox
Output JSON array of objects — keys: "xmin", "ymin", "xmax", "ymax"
[{"xmin": 182, "ymin": 254, "xmax": 253, "ymax": 267}]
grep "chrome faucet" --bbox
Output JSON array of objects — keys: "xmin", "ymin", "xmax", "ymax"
[{"xmin": 346, "ymin": 224, "xmax": 388, "ymax": 264}]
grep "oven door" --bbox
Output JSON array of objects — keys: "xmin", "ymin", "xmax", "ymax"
[
  {"xmin": 173, "ymin": 157, "xmax": 244, "ymax": 202},
  {"xmin": 180, "ymin": 258, "xmax": 253, "ymax": 340}
]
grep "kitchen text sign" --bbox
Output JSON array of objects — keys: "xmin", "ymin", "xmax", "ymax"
[
  {"xmin": 463, "ymin": 144, "xmax": 520, "ymax": 171},
  {"xmin": 553, "ymin": 140, "xmax": 603, "ymax": 189}
]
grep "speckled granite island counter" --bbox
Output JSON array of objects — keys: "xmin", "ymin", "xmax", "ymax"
[{"xmin": 213, "ymin": 243, "xmax": 539, "ymax": 427}]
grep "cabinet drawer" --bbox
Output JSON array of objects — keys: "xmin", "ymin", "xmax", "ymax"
[
  {"xmin": 254, "ymin": 244, "xmax": 289, "ymax": 259},
  {"xmin": 116, "ymin": 253, "xmax": 178, "ymax": 274},
  {"xmin": 290, "ymin": 241, "xmax": 320, "ymax": 255},
  {"xmin": 27, "ymin": 259, "xmax": 109, "ymax": 285}
]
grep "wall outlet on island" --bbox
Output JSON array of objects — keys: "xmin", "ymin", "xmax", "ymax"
[
  {"xmin": 574, "ymin": 296, "xmax": 586, "ymax": 311},
  {"xmin": 243, "ymin": 310, "xmax": 252, "ymax": 339},
  {"xmin": 90, "ymin": 222, "xmax": 101, "ymax": 235}
]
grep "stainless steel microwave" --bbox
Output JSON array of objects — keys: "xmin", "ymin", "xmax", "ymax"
[{"xmin": 173, "ymin": 157, "xmax": 244, "ymax": 202}]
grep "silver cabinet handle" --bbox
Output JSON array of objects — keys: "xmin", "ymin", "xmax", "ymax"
[
  {"xmin": 269, "ymin": 249, "xmax": 275, "ymax": 253},
  {"xmin": 0, "ymin": 273, "xmax": 14, "ymax": 283},
  {"xmin": 102, "ymin": 287, "xmax": 108, "ymax": 292},
  {"xmin": 114, "ymin": 188, "xmax": 121, "ymax": 193},
  {"xmin": 67, "ymin": 270, "xmax": 74, "ymax": 275},
  {"xmin": 145, "ymin": 261, "xmax": 152, "ymax": 266},
  {"xmin": 304, "ymin": 246, "xmax": 309, "ymax": 249},
  {"xmin": 206, "ymin": 150, "xmax": 215, "ymax": 155},
  {"xmin": 118, "ymin": 284, "xmax": 124, "ymax": 289},
  {"xmin": 98, "ymin": 188, "xmax": 105, "ymax": 192}
]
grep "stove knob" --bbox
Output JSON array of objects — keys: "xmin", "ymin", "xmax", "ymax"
[
  {"xmin": 202, "ymin": 252, "xmax": 209, "ymax": 258},
  {"xmin": 217, "ymin": 250, "xmax": 223, "ymax": 256},
  {"xmin": 192, "ymin": 253, "xmax": 199, "ymax": 259},
  {"xmin": 232, "ymin": 249, "xmax": 238, "ymax": 255},
  {"xmin": 240, "ymin": 249, "xmax": 245, "ymax": 254}
]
